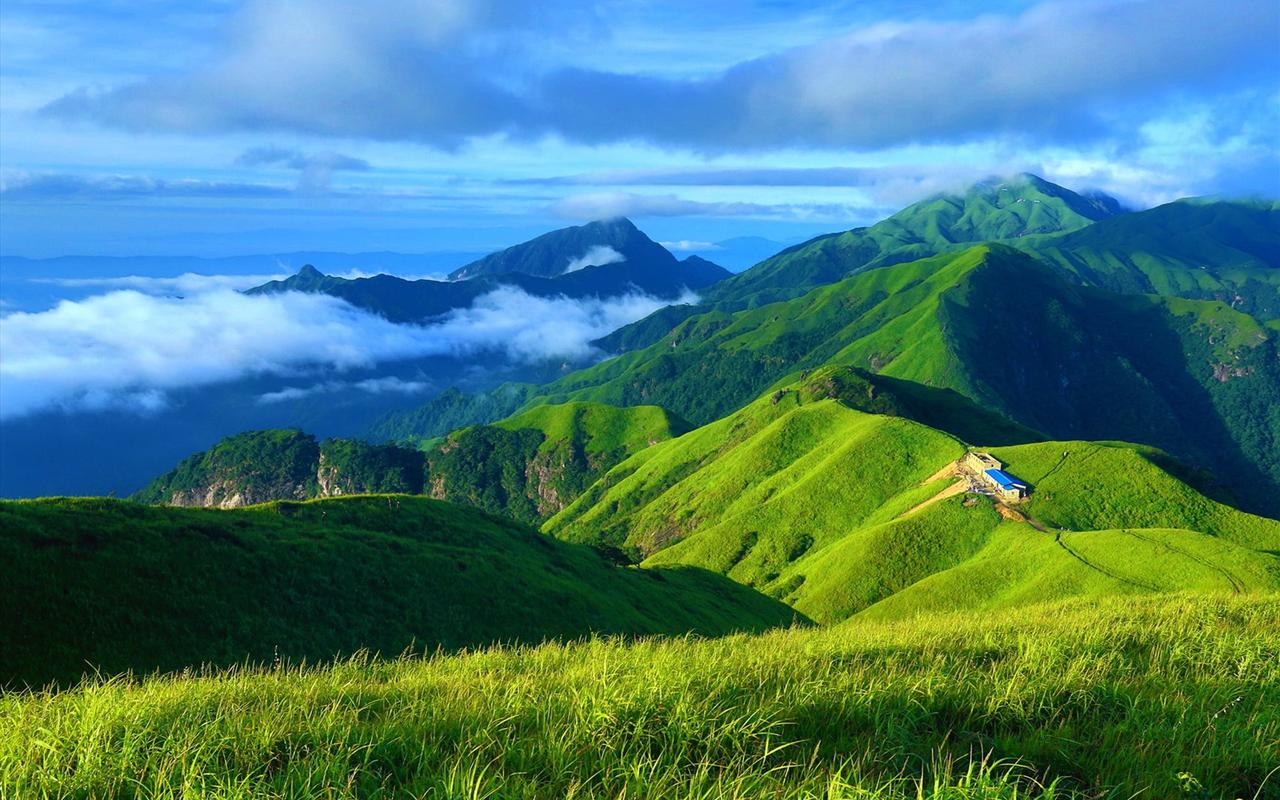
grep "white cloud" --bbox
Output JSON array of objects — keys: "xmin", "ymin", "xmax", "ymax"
[
  {"xmin": 256, "ymin": 376, "xmax": 433, "ymax": 404},
  {"xmin": 43, "ymin": 0, "xmax": 1279, "ymax": 153},
  {"xmin": 551, "ymin": 192, "xmax": 852, "ymax": 221},
  {"xmin": 0, "ymin": 285, "xmax": 685, "ymax": 419},
  {"xmin": 563, "ymin": 245, "xmax": 625, "ymax": 274},
  {"xmin": 30, "ymin": 272, "xmax": 290, "ymax": 295},
  {"xmin": 660, "ymin": 240, "xmax": 720, "ymax": 252}
]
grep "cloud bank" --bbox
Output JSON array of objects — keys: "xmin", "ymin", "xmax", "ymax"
[
  {"xmin": 563, "ymin": 245, "xmax": 625, "ymax": 274},
  {"xmin": 43, "ymin": 0, "xmax": 1279, "ymax": 151},
  {"xmin": 0, "ymin": 285, "xmax": 684, "ymax": 419}
]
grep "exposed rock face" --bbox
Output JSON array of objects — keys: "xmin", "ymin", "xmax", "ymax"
[{"xmin": 133, "ymin": 430, "xmax": 425, "ymax": 509}]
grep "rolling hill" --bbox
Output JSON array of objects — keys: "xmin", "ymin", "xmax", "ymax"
[
  {"xmin": 134, "ymin": 402, "xmax": 687, "ymax": 523},
  {"xmin": 132, "ymin": 430, "xmax": 427, "ymax": 508},
  {"xmin": 518, "ymin": 245, "xmax": 1280, "ymax": 513},
  {"xmin": 546, "ymin": 375, "xmax": 1280, "ymax": 624},
  {"xmin": 0, "ymin": 495, "xmax": 797, "ymax": 688}
]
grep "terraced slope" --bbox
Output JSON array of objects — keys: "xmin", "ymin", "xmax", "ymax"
[
  {"xmin": 0, "ymin": 496, "xmax": 797, "ymax": 687},
  {"xmin": 547, "ymin": 382, "xmax": 1280, "ymax": 624}
]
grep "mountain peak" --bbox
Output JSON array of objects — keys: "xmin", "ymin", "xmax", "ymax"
[
  {"xmin": 447, "ymin": 217, "xmax": 675, "ymax": 281},
  {"xmin": 297, "ymin": 264, "xmax": 325, "ymax": 278}
]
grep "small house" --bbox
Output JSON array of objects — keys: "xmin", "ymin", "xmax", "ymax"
[
  {"xmin": 983, "ymin": 468, "xmax": 1029, "ymax": 501},
  {"xmin": 964, "ymin": 451, "xmax": 1001, "ymax": 474}
]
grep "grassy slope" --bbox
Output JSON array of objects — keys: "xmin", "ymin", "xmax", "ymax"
[
  {"xmin": 705, "ymin": 174, "xmax": 1116, "ymax": 309},
  {"xmin": 0, "ymin": 496, "xmax": 797, "ymax": 688},
  {"xmin": 492, "ymin": 400, "xmax": 687, "ymax": 456},
  {"xmin": 1023, "ymin": 198, "xmax": 1280, "ymax": 319},
  {"xmin": 529, "ymin": 244, "xmax": 1280, "ymax": 514},
  {"xmin": 548, "ymin": 380, "xmax": 1280, "ymax": 625},
  {"xmin": 4, "ymin": 594, "xmax": 1276, "ymax": 799},
  {"xmin": 423, "ymin": 401, "xmax": 687, "ymax": 523}
]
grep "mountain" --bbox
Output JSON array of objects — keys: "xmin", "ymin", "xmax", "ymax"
[
  {"xmin": 131, "ymin": 430, "xmax": 426, "ymax": 507},
  {"xmin": 1024, "ymin": 198, "xmax": 1280, "ymax": 319},
  {"xmin": 0, "ymin": 495, "xmax": 797, "ymax": 687},
  {"xmin": 421, "ymin": 401, "xmax": 688, "ymax": 524},
  {"xmin": 247, "ymin": 220, "xmax": 729, "ymax": 324},
  {"xmin": 136, "ymin": 402, "xmax": 688, "ymax": 524},
  {"xmin": 405, "ymin": 245, "xmax": 1279, "ymax": 515},
  {"xmin": 545, "ymin": 373, "xmax": 1280, "ymax": 623},
  {"xmin": 703, "ymin": 173, "xmax": 1124, "ymax": 309},
  {"xmin": 449, "ymin": 218, "xmax": 699, "ymax": 280}
]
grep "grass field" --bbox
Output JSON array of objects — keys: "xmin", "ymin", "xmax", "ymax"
[
  {"xmin": 0, "ymin": 496, "xmax": 795, "ymax": 688},
  {"xmin": 3, "ymin": 593, "xmax": 1276, "ymax": 799}
]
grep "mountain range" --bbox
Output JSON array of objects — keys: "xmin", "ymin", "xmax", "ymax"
[
  {"xmin": 247, "ymin": 218, "xmax": 729, "ymax": 322},
  {"xmin": 5, "ymin": 172, "xmax": 1279, "ymax": 687}
]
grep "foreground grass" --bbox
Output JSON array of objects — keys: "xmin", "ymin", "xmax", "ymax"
[{"xmin": 4, "ymin": 594, "xmax": 1278, "ymax": 799}]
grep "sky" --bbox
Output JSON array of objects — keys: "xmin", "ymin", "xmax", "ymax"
[{"xmin": 1, "ymin": 0, "xmax": 1277, "ymax": 259}]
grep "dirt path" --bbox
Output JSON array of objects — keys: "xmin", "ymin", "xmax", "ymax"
[
  {"xmin": 899, "ymin": 478, "xmax": 968, "ymax": 518},
  {"xmin": 995, "ymin": 502, "xmax": 1048, "ymax": 532}
]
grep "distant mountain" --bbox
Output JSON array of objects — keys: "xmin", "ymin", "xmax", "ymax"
[
  {"xmin": 707, "ymin": 173, "xmax": 1124, "ymax": 309},
  {"xmin": 248, "ymin": 219, "xmax": 729, "ymax": 323},
  {"xmin": 449, "ymin": 218, "xmax": 691, "ymax": 280},
  {"xmin": 547, "ymin": 371, "xmax": 1280, "ymax": 623},
  {"xmin": 1025, "ymin": 198, "xmax": 1280, "ymax": 319},
  {"xmin": 0, "ymin": 495, "xmax": 796, "ymax": 686}
]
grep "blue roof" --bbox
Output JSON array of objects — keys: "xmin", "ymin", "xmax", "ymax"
[{"xmin": 984, "ymin": 468, "xmax": 1027, "ymax": 490}]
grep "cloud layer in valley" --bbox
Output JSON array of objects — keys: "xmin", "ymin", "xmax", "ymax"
[{"xmin": 0, "ymin": 285, "xmax": 685, "ymax": 419}]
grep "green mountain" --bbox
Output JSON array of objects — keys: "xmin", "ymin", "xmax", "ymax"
[
  {"xmin": 248, "ymin": 219, "xmax": 729, "ymax": 324},
  {"xmin": 699, "ymin": 173, "xmax": 1122, "ymax": 310},
  {"xmin": 421, "ymin": 401, "xmax": 688, "ymax": 524},
  {"xmin": 135, "ymin": 402, "xmax": 686, "ymax": 523},
  {"xmin": 1024, "ymin": 198, "xmax": 1280, "ymax": 319},
  {"xmin": 546, "ymin": 376, "xmax": 1280, "ymax": 624},
  {"xmin": 0, "ymin": 495, "xmax": 797, "ymax": 687},
  {"xmin": 502, "ymin": 245, "xmax": 1280, "ymax": 514},
  {"xmin": 597, "ymin": 182, "xmax": 1277, "ymax": 358},
  {"xmin": 132, "ymin": 430, "xmax": 426, "ymax": 508}
]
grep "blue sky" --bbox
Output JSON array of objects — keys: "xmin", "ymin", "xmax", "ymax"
[{"xmin": 1, "ymin": 0, "xmax": 1277, "ymax": 258}]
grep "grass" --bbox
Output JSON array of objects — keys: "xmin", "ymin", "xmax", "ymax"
[
  {"xmin": 421, "ymin": 401, "xmax": 689, "ymax": 523},
  {"xmin": 3, "ymin": 593, "xmax": 1277, "ymax": 799},
  {"xmin": 0, "ymin": 496, "xmax": 796, "ymax": 688},
  {"xmin": 547, "ymin": 378, "xmax": 1280, "ymax": 624}
]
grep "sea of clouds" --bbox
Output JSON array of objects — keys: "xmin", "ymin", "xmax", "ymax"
[{"xmin": 0, "ymin": 283, "xmax": 689, "ymax": 419}]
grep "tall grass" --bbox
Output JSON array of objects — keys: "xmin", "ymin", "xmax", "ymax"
[{"xmin": 4, "ymin": 593, "xmax": 1276, "ymax": 799}]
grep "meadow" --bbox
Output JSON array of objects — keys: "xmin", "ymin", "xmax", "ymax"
[{"xmin": 3, "ymin": 593, "xmax": 1277, "ymax": 799}]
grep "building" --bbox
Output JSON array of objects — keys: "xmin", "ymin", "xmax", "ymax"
[
  {"xmin": 983, "ymin": 468, "xmax": 1029, "ymax": 501},
  {"xmin": 964, "ymin": 451, "xmax": 1001, "ymax": 474}
]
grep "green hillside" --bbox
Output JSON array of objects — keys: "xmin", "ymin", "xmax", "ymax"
[
  {"xmin": 1024, "ymin": 198, "xmax": 1280, "ymax": 319},
  {"xmin": 6, "ymin": 594, "xmax": 1276, "ymax": 799},
  {"xmin": 132, "ymin": 430, "xmax": 426, "ymax": 507},
  {"xmin": 523, "ymin": 246, "xmax": 1280, "ymax": 513},
  {"xmin": 547, "ymin": 380, "xmax": 1280, "ymax": 624},
  {"xmin": 0, "ymin": 496, "xmax": 797, "ymax": 687},
  {"xmin": 705, "ymin": 173, "xmax": 1120, "ymax": 309},
  {"xmin": 422, "ymin": 401, "xmax": 688, "ymax": 523}
]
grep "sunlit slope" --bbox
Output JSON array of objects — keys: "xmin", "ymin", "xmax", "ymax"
[
  {"xmin": 0, "ymin": 496, "xmax": 797, "ymax": 687},
  {"xmin": 1025, "ymin": 198, "xmax": 1280, "ymax": 319},
  {"xmin": 547, "ymin": 384, "xmax": 1280, "ymax": 624},
  {"xmin": 422, "ymin": 401, "xmax": 687, "ymax": 523},
  {"xmin": 705, "ymin": 173, "xmax": 1119, "ymax": 308},
  {"xmin": 532, "ymin": 244, "xmax": 1280, "ymax": 514}
]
